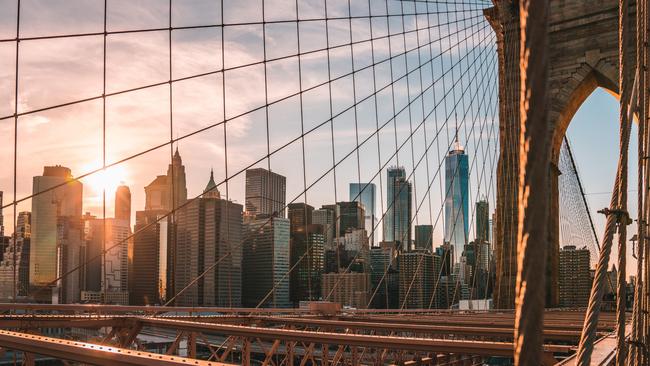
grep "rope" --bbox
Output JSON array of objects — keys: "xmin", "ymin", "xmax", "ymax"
[
  {"xmin": 629, "ymin": 1, "xmax": 646, "ymax": 363},
  {"xmin": 643, "ymin": 0, "xmax": 650, "ymax": 352},
  {"xmin": 512, "ymin": 0, "xmax": 550, "ymax": 364},
  {"xmin": 616, "ymin": 1, "xmax": 631, "ymax": 364},
  {"xmin": 575, "ymin": 67, "xmax": 639, "ymax": 366}
]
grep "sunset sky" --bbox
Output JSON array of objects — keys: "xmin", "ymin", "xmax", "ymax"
[{"xmin": 0, "ymin": 0, "xmax": 634, "ymax": 273}]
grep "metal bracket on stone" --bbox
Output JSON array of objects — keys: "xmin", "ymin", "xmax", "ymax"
[{"xmin": 597, "ymin": 208, "xmax": 633, "ymax": 225}]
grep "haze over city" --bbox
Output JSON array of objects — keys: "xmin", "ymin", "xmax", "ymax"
[{"xmin": 0, "ymin": 0, "xmax": 646, "ymax": 364}]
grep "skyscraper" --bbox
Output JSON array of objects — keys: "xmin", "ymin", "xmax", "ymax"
[
  {"xmin": 82, "ymin": 216, "xmax": 130, "ymax": 304},
  {"xmin": 0, "ymin": 192, "xmax": 7, "ymax": 261},
  {"xmin": 245, "ymin": 168, "xmax": 286, "ymax": 218},
  {"xmin": 167, "ymin": 148, "xmax": 188, "ymax": 212},
  {"xmin": 143, "ymin": 148, "xmax": 187, "ymax": 212},
  {"xmin": 0, "ymin": 191, "xmax": 4, "ymax": 238},
  {"xmin": 288, "ymin": 203, "xmax": 322, "ymax": 304},
  {"xmin": 16, "ymin": 212, "xmax": 31, "ymax": 239},
  {"xmin": 132, "ymin": 150, "xmax": 188, "ymax": 305},
  {"xmin": 288, "ymin": 203, "xmax": 313, "ymax": 233},
  {"xmin": 369, "ymin": 244, "xmax": 399, "ymax": 309},
  {"xmin": 30, "ymin": 166, "xmax": 83, "ymax": 302},
  {"xmin": 289, "ymin": 224, "xmax": 324, "ymax": 304},
  {"xmin": 144, "ymin": 176, "xmax": 168, "ymax": 211},
  {"xmin": 349, "ymin": 183, "xmax": 377, "ymax": 245},
  {"xmin": 242, "ymin": 215, "xmax": 291, "ymax": 308},
  {"xmin": 337, "ymin": 201, "xmax": 365, "ymax": 236},
  {"xmin": 0, "ymin": 211, "xmax": 31, "ymax": 300},
  {"xmin": 131, "ymin": 209, "xmax": 171, "ymax": 305},
  {"xmin": 321, "ymin": 272, "xmax": 371, "ymax": 308},
  {"xmin": 444, "ymin": 141, "xmax": 469, "ymax": 264},
  {"xmin": 559, "ymin": 245, "xmax": 591, "ymax": 307},
  {"xmin": 475, "ymin": 200, "xmax": 489, "ymax": 243},
  {"xmin": 174, "ymin": 172, "xmax": 243, "ymax": 307},
  {"xmin": 312, "ymin": 207, "xmax": 336, "ymax": 249},
  {"xmin": 115, "ymin": 185, "xmax": 131, "ymax": 228},
  {"xmin": 384, "ymin": 167, "xmax": 412, "ymax": 251},
  {"xmin": 398, "ymin": 250, "xmax": 437, "ymax": 309},
  {"xmin": 414, "ymin": 225, "xmax": 433, "ymax": 251},
  {"xmin": 53, "ymin": 215, "xmax": 84, "ymax": 304}
]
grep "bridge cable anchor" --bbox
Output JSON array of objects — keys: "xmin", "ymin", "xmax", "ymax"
[{"xmin": 597, "ymin": 208, "xmax": 633, "ymax": 233}]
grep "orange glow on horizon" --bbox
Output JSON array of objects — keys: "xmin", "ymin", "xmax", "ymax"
[{"xmin": 81, "ymin": 162, "xmax": 129, "ymax": 200}]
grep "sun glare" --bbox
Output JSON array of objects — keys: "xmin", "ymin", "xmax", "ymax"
[{"xmin": 81, "ymin": 163, "xmax": 128, "ymax": 196}]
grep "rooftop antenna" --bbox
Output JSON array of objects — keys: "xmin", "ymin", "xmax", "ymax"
[
  {"xmin": 453, "ymin": 112, "xmax": 463, "ymax": 152},
  {"xmin": 454, "ymin": 111, "xmax": 459, "ymax": 143}
]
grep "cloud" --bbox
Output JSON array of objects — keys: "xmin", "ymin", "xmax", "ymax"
[{"xmin": 0, "ymin": 0, "xmax": 498, "ymax": 249}]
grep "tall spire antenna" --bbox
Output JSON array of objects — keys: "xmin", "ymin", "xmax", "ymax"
[
  {"xmin": 452, "ymin": 112, "xmax": 463, "ymax": 152},
  {"xmin": 454, "ymin": 111, "xmax": 459, "ymax": 143}
]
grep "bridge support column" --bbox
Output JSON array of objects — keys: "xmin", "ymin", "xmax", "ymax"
[
  {"xmin": 485, "ymin": 1, "xmax": 521, "ymax": 310},
  {"xmin": 547, "ymin": 162, "xmax": 560, "ymax": 308},
  {"xmin": 486, "ymin": 0, "xmax": 560, "ymax": 309}
]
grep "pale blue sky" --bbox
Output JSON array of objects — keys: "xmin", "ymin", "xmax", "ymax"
[{"xmin": 567, "ymin": 88, "xmax": 638, "ymax": 275}]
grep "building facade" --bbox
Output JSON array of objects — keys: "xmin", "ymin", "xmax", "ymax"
[
  {"xmin": 130, "ymin": 209, "xmax": 171, "ymax": 305},
  {"xmin": 144, "ymin": 148, "xmax": 187, "ymax": 212},
  {"xmin": 245, "ymin": 168, "xmax": 287, "ymax": 218},
  {"xmin": 444, "ymin": 141, "xmax": 469, "ymax": 265},
  {"xmin": 30, "ymin": 166, "xmax": 83, "ymax": 303},
  {"xmin": 289, "ymin": 224, "xmax": 325, "ymax": 304},
  {"xmin": 0, "ymin": 211, "xmax": 31, "ymax": 300},
  {"xmin": 349, "ymin": 183, "xmax": 376, "ymax": 245},
  {"xmin": 398, "ymin": 250, "xmax": 437, "ymax": 309},
  {"xmin": 312, "ymin": 207, "xmax": 336, "ymax": 250},
  {"xmin": 321, "ymin": 272, "xmax": 371, "ymax": 308},
  {"xmin": 115, "ymin": 185, "xmax": 132, "ymax": 227},
  {"xmin": 242, "ymin": 216, "xmax": 291, "ymax": 308},
  {"xmin": 174, "ymin": 175, "xmax": 242, "ymax": 307},
  {"xmin": 337, "ymin": 201, "xmax": 365, "ymax": 236},
  {"xmin": 369, "ymin": 243, "xmax": 399, "ymax": 309},
  {"xmin": 559, "ymin": 245, "xmax": 591, "ymax": 307},
  {"xmin": 82, "ymin": 217, "xmax": 130, "ymax": 304},
  {"xmin": 475, "ymin": 200, "xmax": 489, "ymax": 243},
  {"xmin": 384, "ymin": 167, "xmax": 412, "ymax": 251},
  {"xmin": 288, "ymin": 203, "xmax": 314, "ymax": 234},
  {"xmin": 0, "ymin": 191, "xmax": 3, "ymax": 238},
  {"xmin": 414, "ymin": 225, "xmax": 433, "ymax": 251}
]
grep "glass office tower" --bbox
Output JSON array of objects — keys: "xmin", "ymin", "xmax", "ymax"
[
  {"xmin": 349, "ymin": 183, "xmax": 376, "ymax": 246},
  {"xmin": 444, "ymin": 141, "xmax": 469, "ymax": 264},
  {"xmin": 384, "ymin": 167, "xmax": 412, "ymax": 251}
]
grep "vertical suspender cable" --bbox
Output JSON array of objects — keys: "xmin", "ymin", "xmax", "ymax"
[
  {"xmin": 12, "ymin": 0, "xmax": 21, "ymax": 305},
  {"xmin": 630, "ymin": 0, "xmax": 646, "ymax": 364},
  {"xmin": 643, "ymin": 0, "xmax": 650, "ymax": 351},
  {"xmin": 513, "ymin": 0, "xmax": 549, "ymax": 364},
  {"xmin": 576, "ymin": 55, "xmax": 638, "ymax": 366},
  {"xmin": 616, "ymin": 1, "xmax": 630, "ymax": 365}
]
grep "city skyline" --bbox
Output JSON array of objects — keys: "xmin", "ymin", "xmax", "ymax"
[
  {"xmin": 0, "ymin": 1, "xmax": 497, "ymax": 255},
  {"xmin": 0, "ymin": 1, "xmax": 642, "ymax": 363},
  {"xmin": 3, "ymin": 155, "xmax": 490, "ymax": 249}
]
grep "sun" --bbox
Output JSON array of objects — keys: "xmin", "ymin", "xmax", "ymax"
[{"xmin": 81, "ymin": 163, "xmax": 128, "ymax": 196}]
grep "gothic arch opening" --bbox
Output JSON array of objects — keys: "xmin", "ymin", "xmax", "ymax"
[
  {"xmin": 554, "ymin": 83, "xmax": 640, "ymax": 288},
  {"xmin": 551, "ymin": 66, "xmax": 619, "ymax": 164}
]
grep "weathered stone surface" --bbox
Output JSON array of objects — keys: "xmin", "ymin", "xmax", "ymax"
[{"xmin": 485, "ymin": 0, "xmax": 636, "ymax": 309}]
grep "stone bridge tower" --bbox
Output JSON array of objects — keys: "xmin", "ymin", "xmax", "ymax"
[{"xmin": 485, "ymin": 0, "xmax": 636, "ymax": 309}]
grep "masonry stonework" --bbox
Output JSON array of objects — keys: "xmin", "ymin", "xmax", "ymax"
[{"xmin": 485, "ymin": 0, "xmax": 636, "ymax": 309}]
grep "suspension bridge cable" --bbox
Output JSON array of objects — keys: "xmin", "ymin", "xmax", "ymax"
[
  {"xmin": 11, "ymin": 0, "xmax": 21, "ymax": 304},
  {"xmin": 261, "ymin": 21, "xmax": 496, "ymax": 309},
  {"xmin": 360, "ymin": 31, "xmax": 498, "ymax": 308},
  {"xmin": 326, "ymin": 28, "xmax": 494, "ymax": 299},
  {"xmin": 3, "ymin": 11, "xmax": 487, "ymax": 212},
  {"xmin": 25, "ymin": 4, "xmax": 492, "ymax": 304},
  {"xmin": 575, "ymin": 62, "xmax": 638, "ymax": 366}
]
